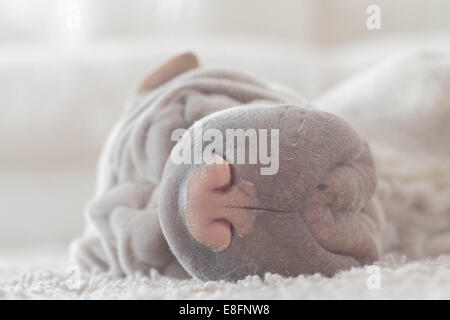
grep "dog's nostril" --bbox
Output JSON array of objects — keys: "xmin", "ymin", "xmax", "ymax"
[
  {"xmin": 317, "ymin": 184, "xmax": 328, "ymax": 191},
  {"xmin": 229, "ymin": 224, "xmax": 236, "ymax": 236}
]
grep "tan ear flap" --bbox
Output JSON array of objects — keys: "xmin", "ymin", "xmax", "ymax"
[{"xmin": 137, "ymin": 52, "xmax": 199, "ymax": 94}]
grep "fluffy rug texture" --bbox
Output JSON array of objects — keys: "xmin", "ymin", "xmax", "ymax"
[{"xmin": 0, "ymin": 247, "xmax": 449, "ymax": 299}]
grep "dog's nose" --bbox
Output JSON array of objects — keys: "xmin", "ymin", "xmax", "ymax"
[{"xmin": 183, "ymin": 155, "xmax": 256, "ymax": 252}]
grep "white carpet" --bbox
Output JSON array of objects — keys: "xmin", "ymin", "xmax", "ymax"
[{"xmin": 0, "ymin": 246, "xmax": 449, "ymax": 299}]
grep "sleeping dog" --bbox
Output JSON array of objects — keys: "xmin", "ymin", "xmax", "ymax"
[{"xmin": 71, "ymin": 51, "xmax": 450, "ymax": 281}]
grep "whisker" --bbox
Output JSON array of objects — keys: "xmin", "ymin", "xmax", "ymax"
[
  {"xmin": 218, "ymin": 262, "xmax": 254, "ymax": 280},
  {"xmin": 225, "ymin": 205, "xmax": 295, "ymax": 214}
]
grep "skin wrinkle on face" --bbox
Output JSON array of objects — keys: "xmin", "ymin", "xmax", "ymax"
[{"xmin": 300, "ymin": 151, "xmax": 378, "ymax": 261}]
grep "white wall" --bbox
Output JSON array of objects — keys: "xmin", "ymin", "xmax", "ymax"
[{"xmin": 1, "ymin": 0, "xmax": 449, "ymax": 45}]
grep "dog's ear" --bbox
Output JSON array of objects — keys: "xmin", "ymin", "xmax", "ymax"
[{"xmin": 137, "ymin": 52, "xmax": 199, "ymax": 93}]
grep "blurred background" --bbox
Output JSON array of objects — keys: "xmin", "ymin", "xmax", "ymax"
[{"xmin": 0, "ymin": 0, "xmax": 449, "ymax": 249}]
